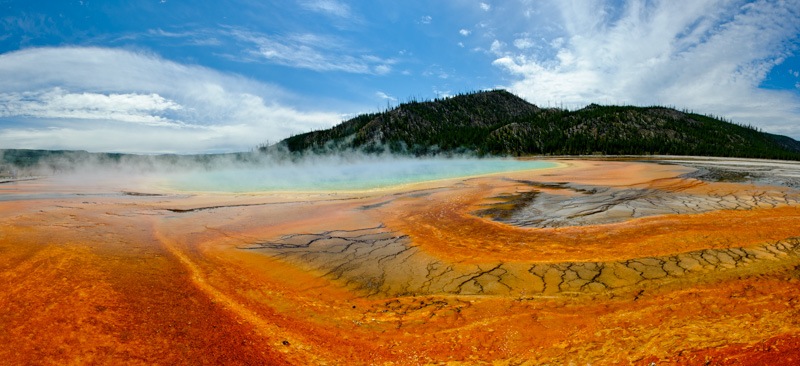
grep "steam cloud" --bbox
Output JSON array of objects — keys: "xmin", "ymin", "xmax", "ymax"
[{"xmin": 0, "ymin": 148, "xmax": 553, "ymax": 193}]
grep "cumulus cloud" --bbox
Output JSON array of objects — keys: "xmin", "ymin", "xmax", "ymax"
[
  {"xmin": 0, "ymin": 88, "xmax": 184, "ymax": 127},
  {"xmin": 0, "ymin": 47, "xmax": 343, "ymax": 153},
  {"xmin": 492, "ymin": 0, "xmax": 800, "ymax": 138},
  {"xmin": 459, "ymin": 29, "xmax": 471, "ymax": 36},
  {"xmin": 480, "ymin": 2, "xmax": 491, "ymax": 11},
  {"xmin": 229, "ymin": 29, "xmax": 396, "ymax": 75}
]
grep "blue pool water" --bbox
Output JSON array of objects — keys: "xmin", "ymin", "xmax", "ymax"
[{"xmin": 164, "ymin": 158, "xmax": 556, "ymax": 192}]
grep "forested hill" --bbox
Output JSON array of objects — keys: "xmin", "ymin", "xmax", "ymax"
[{"xmin": 277, "ymin": 90, "xmax": 800, "ymax": 160}]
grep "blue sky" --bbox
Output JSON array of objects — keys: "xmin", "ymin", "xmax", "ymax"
[{"xmin": 1, "ymin": 0, "xmax": 799, "ymax": 153}]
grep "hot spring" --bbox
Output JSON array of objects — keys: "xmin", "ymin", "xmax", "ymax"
[{"xmin": 162, "ymin": 158, "xmax": 557, "ymax": 193}]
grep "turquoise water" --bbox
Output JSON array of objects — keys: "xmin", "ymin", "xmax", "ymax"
[{"xmin": 165, "ymin": 158, "xmax": 556, "ymax": 192}]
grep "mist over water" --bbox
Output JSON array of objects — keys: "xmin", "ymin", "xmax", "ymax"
[
  {"xmin": 162, "ymin": 157, "xmax": 556, "ymax": 192},
  {"xmin": 1, "ymin": 149, "xmax": 556, "ymax": 194}
]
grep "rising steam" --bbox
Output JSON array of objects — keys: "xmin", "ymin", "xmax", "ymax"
[{"xmin": 0, "ymin": 148, "xmax": 555, "ymax": 193}]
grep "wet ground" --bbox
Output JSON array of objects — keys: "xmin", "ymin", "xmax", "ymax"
[{"xmin": 2, "ymin": 158, "xmax": 800, "ymax": 364}]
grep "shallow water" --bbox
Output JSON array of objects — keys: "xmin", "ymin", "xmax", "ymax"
[{"xmin": 163, "ymin": 158, "xmax": 556, "ymax": 192}]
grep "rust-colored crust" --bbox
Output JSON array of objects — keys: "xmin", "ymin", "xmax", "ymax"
[{"xmin": 2, "ymin": 159, "xmax": 800, "ymax": 364}]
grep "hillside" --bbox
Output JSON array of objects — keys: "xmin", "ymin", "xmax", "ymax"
[{"xmin": 278, "ymin": 90, "xmax": 800, "ymax": 160}]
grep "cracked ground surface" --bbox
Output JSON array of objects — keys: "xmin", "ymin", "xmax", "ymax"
[
  {"xmin": 244, "ymin": 225, "xmax": 800, "ymax": 298},
  {"xmin": 3, "ymin": 158, "xmax": 800, "ymax": 364},
  {"xmin": 475, "ymin": 169, "xmax": 800, "ymax": 228}
]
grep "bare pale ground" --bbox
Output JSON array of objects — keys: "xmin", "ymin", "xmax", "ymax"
[{"xmin": 2, "ymin": 158, "xmax": 800, "ymax": 364}]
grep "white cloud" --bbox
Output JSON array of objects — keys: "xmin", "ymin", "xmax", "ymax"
[
  {"xmin": 375, "ymin": 91, "xmax": 397, "ymax": 102},
  {"xmin": 0, "ymin": 47, "xmax": 343, "ymax": 153},
  {"xmin": 419, "ymin": 15, "xmax": 432, "ymax": 25},
  {"xmin": 433, "ymin": 88, "xmax": 451, "ymax": 98},
  {"xmin": 147, "ymin": 28, "xmax": 222, "ymax": 47},
  {"xmin": 492, "ymin": 0, "xmax": 800, "ymax": 138},
  {"xmin": 299, "ymin": 0, "xmax": 352, "ymax": 18},
  {"xmin": 480, "ymin": 2, "xmax": 491, "ymax": 11},
  {"xmin": 459, "ymin": 29, "xmax": 471, "ymax": 36},
  {"xmin": 512, "ymin": 37, "xmax": 534, "ymax": 50},
  {"xmin": 489, "ymin": 39, "xmax": 505, "ymax": 56},
  {"xmin": 229, "ymin": 29, "xmax": 396, "ymax": 75},
  {"xmin": 374, "ymin": 64, "xmax": 392, "ymax": 75},
  {"xmin": 0, "ymin": 88, "xmax": 184, "ymax": 127},
  {"xmin": 549, "ymin": 37, "xmax": 564, "ymax": 49}
]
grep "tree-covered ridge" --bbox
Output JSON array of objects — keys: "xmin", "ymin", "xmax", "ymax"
[
  {"xmin": 283, "ymin": 90, "xmax": 540, "ymax": 154},
  {"xmin": 278, "ymin": 90, "xmax": 800, "ymax": 160}
]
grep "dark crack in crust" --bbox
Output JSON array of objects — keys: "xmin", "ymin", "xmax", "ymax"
[{"xmin": 242, "ymin": 225, "xmax": 800, "ymax": 299}]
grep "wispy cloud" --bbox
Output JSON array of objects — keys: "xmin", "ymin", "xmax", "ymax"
[
  {"xmin": 146, "ymin": 28, "xmax": 222, "ymax": 46},
  {"xmin": 492, "ymin": 0, "xmax": 800, "ymax": 137},
  {"xmin": 228, "ymin": 29, "xmax": 396, "ymax": 75},
  {"xmin": 1, "ymin": 13, "xmax": 64, "ymax": 47},
  {"xmin": 375, "ymin": 91, "xmax": 397, "ymax": 102},
  {"xmin": 0, "ymin": 47, "xmax": 343, "ymax": 153},
  {"xmin": 480, "ymin": 2, "xmax": 491, "ymax": 12},
  {"xmin": 299, "ymin": 0, "xmax": 352, "ymax": 18}
]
